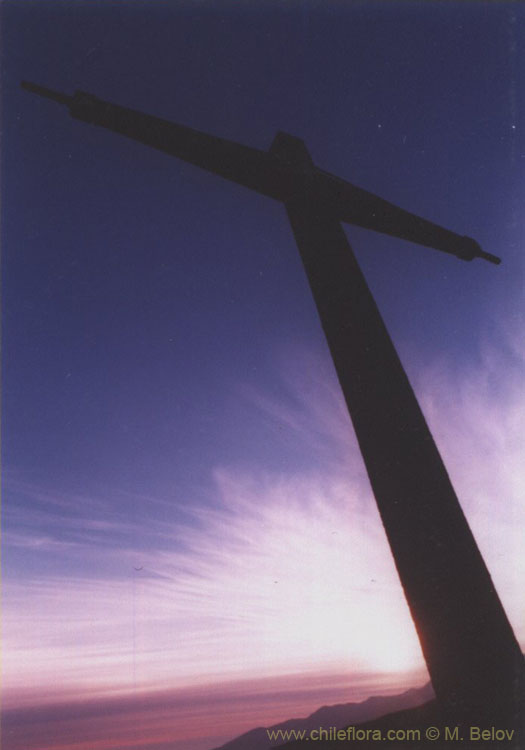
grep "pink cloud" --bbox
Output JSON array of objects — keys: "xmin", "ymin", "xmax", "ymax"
[
  {"xmin": 2, "ymin": 669, "xmax": 426, "ymax": 750},
  {"xmin": 3, "ymin": 332, "xmax": 523, "ymax": 749}
]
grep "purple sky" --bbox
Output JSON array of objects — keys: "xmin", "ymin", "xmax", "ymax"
[{"xmin": 2, "ymin": 2, "xmax": 524, "ymax": 749}]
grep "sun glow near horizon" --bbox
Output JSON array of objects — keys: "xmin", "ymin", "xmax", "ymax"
[
  {"xmin": 2, "ymin": 465, "xmax": 427, "ymax": 703},
  {"xmin": 3, "ymin": 335, "xmax": 525, "ymax": 710}
]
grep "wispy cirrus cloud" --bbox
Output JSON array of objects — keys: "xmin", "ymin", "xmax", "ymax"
[
  {"xmin": 2, "ymin": 332, "xmax": 523, "ymax": 750},
  {"xmin": 413, "ymin": 328, "xmax": 525, "ymax": 632},
  {"xmin": 3, "ymin": 464, "xmax": 425, "ymax": 701}
]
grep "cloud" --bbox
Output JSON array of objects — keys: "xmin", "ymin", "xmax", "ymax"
[
  {"xmin": 413, "ymin": 327, "xmax": 525, "ymax": 640},
  {"xmin": 2, "ymin": 330, "xmax": 523, "ymax": 750},
  {"xmin": 2, "ymin": 464, "xmax": 425, "ymax": 702},
  {"xmin": 2, "ymin": 670, "xmax": 417, "ymax": 750}
]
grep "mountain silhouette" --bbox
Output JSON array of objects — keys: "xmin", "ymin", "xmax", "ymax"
[
  {"xmin": 279, "ymin": 700, "xmax": 522, "ymax": 749},
  {"xmin": 212, "ymin": 683, "xmax": 435, "ymax": 750}
]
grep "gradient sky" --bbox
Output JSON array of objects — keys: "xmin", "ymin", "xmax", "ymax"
[{"xmin": 2, "ymin": 2, "xmax": 524, "ymax": 749}]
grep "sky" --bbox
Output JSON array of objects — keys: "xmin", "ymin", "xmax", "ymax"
[{"xmin": 1, "ymin": 2, "xmax": 524, "ymax": 749}]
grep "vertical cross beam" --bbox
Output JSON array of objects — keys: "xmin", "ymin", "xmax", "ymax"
[{"xmin": 285, "ymin": 194, "xmax": 524, "ymax": 722}]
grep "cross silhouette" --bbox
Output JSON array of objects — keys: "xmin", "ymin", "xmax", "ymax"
[{"xmin": 22, "ymin": 80, "xmax": 523, "ymax": 725}]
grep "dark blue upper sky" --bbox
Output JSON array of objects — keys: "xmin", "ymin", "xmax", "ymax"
[{"xmin": 2, "ymin": 1, "xmax": 524, "ymax": 577}]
